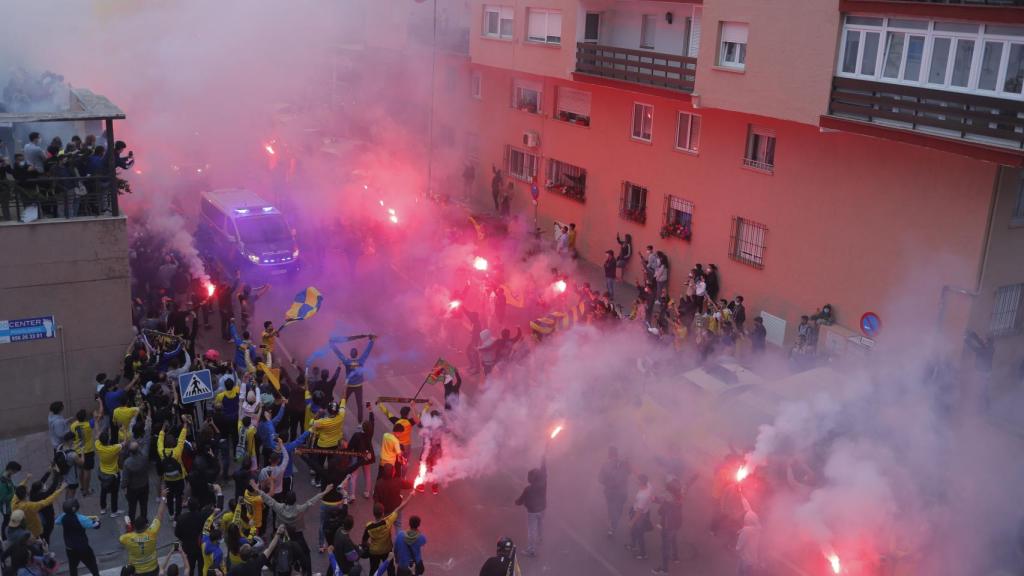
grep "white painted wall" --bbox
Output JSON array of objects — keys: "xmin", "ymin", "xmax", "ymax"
[{"xmin": 585, "ymin": 1, "xmax": 694, "ymax": 55}]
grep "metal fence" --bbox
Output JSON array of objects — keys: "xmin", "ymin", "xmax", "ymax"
[{"xmin": 0, "ymin": 174, "xmax": 121, "ymax": 223}]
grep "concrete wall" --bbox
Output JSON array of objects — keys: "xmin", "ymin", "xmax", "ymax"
[
  {"xmin": 472, "ymin": 64, "xmax": 999, "ymax": 348},
  {"xmin": 471, "ymin": 0, "xmax": 580, "ymax": 79},
  {"xmin": 695, "ymin": 0, "xmax": 840, "ymax": 127},
  {"xmin": 0, "ymin": 217, "xmax": 133, "ymax": 438}
]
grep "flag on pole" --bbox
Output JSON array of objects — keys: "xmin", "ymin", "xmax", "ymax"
[
  {"xmin": 284, "ymin": 287, "xmax": 323, "ymax": 327},
  {"xmin": 424, "ymin": 358, "xmax": 456, "ymax": 386}
]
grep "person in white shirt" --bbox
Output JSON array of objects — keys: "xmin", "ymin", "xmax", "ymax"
[{"xmin": 626, "ymin": 474, "xmax": 653, "ymax": 559}]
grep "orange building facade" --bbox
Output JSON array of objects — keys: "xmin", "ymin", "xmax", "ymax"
[{"xmin": 464, "ymin": 0, "xmax": 1024, "ymax": 381}]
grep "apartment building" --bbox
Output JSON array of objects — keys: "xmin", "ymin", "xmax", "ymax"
[{"xmin": 466, "ymin": 0, "xmax": 1024, "ymax": 381}]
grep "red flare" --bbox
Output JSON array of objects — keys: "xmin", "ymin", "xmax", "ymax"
[
  {"xmin": 553, "ymin": 280, "xmax": 567, "ymax": 293},
  {"xmin": 413, "ymin": 459, "xmax": 428, "ymax": 490},
  {"xmin": 828, "ymin": 554, "xmax": 841, "ymax": 574},
  {"xmin": 550, "ymin": 425, "xmax": 564, "ymax": 439},
  {"xmin": 473, "ymin": 256, "xmax": 488, "ymax": 271},
  {"xmin": 735, "ymin": 465, "xmax": 749, "ymax": 483},
  {"xmin": 264, "ymin": 144, "xmax": 276, "ymax": 155},
  {"xmin": 204, "ymin": 281, "xmax": 216, "ymax": 298},
  {"xmin": 448, "ymin": 300, "xmax": 461, "ymax": 311}
]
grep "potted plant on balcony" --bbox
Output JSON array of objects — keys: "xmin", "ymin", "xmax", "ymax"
[
  {"xmin": 557, "ymin": 111, "xmax": 569, "ymax": 122},
  {"xmin": 660, "ymin": 222, "xmax": 692, "ymax": 240}
]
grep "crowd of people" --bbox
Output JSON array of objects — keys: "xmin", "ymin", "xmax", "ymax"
[{"xmin": 0, "ymin": 131, "xmax": 133, "ymax": 222}]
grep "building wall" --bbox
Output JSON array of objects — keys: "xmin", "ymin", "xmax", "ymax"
[
  {"xmin": 0, "ymin": 217, "xmax": 133, "ymax": 437},
  {"xmin": 473, "ymin": 64, "xmax": 998, "ymax": 346},
  {"xmin": 968, "ymin": 167, "xmax": 1024, "ymax": 383},
  {"xmin": 470, "ymin": 0, "xmax": 580, "ymax": 79},
  {"xmin": 695, "ymin": 0, "xmax": 840, "ymax": 126},
  {"xmin": 596, "ymin": 2, "xmax": 698, "ymax": 56}
]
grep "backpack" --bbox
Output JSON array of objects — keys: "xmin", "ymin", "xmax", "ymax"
[
  {"xmin": 158, "ymin": 451, "xmax": 181, "ymax": 477},
  {"xmin": 53, "ymin": 450, "xmax": 70, "ymax": 475},
  {"xmin": 273, "ymin": 541, "xmax": 293, "ymax": 575}
]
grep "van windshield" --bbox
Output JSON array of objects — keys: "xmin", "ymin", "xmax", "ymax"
[{"xmin": 235, "ymin": 215, "xmax": 291, "ymax": 245}]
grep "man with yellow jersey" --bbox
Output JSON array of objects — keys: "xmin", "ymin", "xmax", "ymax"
[
  {"xmin": 119, "ymin": 488, "xmax": 168, "ymax": 576},
  {"xmin": 70, "ymin": 407, "xmax": 98, "ymax": 497}
]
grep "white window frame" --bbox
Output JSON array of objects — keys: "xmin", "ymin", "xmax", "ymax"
[
  {"xmin": 471, "ymin": 71, "xmax": 482, "ymax": 100},
  {"xmin": 743, "ymin": 125, "xmax": 775, "ymax": 173},
  {"xmin": 584, "ymin": 12, "xmax": 602, "ymax": 43},
  {"xmin": 837, "ymin": 16, "xmax": 1024, "ymax": 100},
  {"xmin": 526, "ymin": 8, "xmax": 562, "ymax": 45},
  {"xmin": 719, "ymin": 22, "xmax": 748, "ymax": 70},
  {"xmin": 641, "ymin": 15, "xmax": 658, "ymax": 49},
  {"xmin": 990, "ymin": 283, "xmax": 1024, "ymax": 335},
  {"xmin": 483, "ymin": 5, "xmax": 514, "ymax": 40},
  {"xmin": 631, "ymin": 102, "xmax": 654, "ymax": 142},
  {"xmin": 513, "ymin": 80, "xmax": 542, "ymax": 114},
  {"xmin": 675, "ymin": 111, "xmax": 701, "ymax": 153},
  {"xmin": 505, "ymin": 145, "xmax": 539, "ymax": 182},
  {"xmin": 555, "ymin": 86, "xmax": 591, "ymax": 124},
  {"xmin": 666, "ymin": 195, "xmax": 694, "ymax": 230}
]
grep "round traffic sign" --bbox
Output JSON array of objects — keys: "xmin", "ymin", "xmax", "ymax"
[
  {"xmin": 530, "ymin": 184, "xmax": 540, "ymax": 200},
  {"xmin": 860, "ymin": 312, "xmax": 881, "ymax": 338}
]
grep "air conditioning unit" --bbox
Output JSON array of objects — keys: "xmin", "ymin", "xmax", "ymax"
[{"xmin": 523, "ymin": 130, "xmax": 540, "ymax": 148}]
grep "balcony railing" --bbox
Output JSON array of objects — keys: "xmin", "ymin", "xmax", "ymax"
[
  {"xmin": 848, "ymin": 0, "xmax": 1024, "ymax": 5},
  {"xmin": 1, "ymin": 174, "xmax": 121, "ymax": 223},
  {"xmin": 828, "ymin": 77, "xmax": 1024, "ymax": 150},
  {"xmin": 576, "ymin": 43, "xmax": 696, "ymax": 93}
]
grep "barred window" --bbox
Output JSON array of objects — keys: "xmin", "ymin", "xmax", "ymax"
[
  {"xmin": 504, "ymin": 144, "xmax": 539, "ymax": 182},
  {"xmin": 545, "ymin": 159, "xmax": 586, "ymax": 202},
  {"xmin": 620, "ymin": 182, "xmax": 648, "ymax": 224},
  {"xmin": 990, "ymin": 283, "xmax": 1023, "ymax": 336},
  {"xmin": 662, "ymin": 195, "xmax": 693, "ymax": 240},
  {"xmin": 729, "ymin": 216, "xmax": 767, "ymax": 268}
]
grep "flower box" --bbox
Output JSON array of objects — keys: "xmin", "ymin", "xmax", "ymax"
[{"xmin": 660, "ymin": 223, "xmax": 692, "ymax": 240}]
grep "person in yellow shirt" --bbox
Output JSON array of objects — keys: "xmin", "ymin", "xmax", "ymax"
[
  {"xmin": 70, "ymin": 407, "xmax": 98, "ymax": 497},
  {"xmin": 119, "ymin": 488, "xmax": 167, "ymax": 576},
  {"xmin": 311, "ymin": 401, "xmax": 346, "ymax": 449},
  {"xmin": 378, "ymin": 401, "xmax": 422, "ymax": 475},
  {"xmin": 11, "ymin": 481, "xmax": 65, "ymax": 538},
  {"xmin": 112, "ymin": 404, "xmax": 140, "ymax": 443},
  {"xmin": 260, "ymin": 321, "xmax": 278, "ymax": 368},
  {"xmin": 95, "ymin": 427, "xmax": 128, "ymax": 516},
  {"xmin": 378, "ymin": 423, "xmax": 404, "ymax": 479},
  {"xmin": 201, "ymin": 508, "xmax": 227, "ymax": 575},
  {"xmin": 241, "ymin": 485, "xmax": 263, "ymax": 538},
  {"xmin": 156, "ymin": 415, "xmax": 190, "ymax": 518},
  {"xmin": 236, "ymin": 417, "xmax": 258, "ymax": 474}
]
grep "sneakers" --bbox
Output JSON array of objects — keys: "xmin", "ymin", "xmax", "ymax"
[
  {"xmin": 110, "ymin": 510, "xmax": 121, "ymax": 518},
  {"xmin": 99, "ymin": 508, "xmax": 107, "ymax": 516},
  {"xmin": 415, "ymin": 484, "xmax": 426, "ymax": 493},
  {"xmin": 431, "ymin": 485, "xmax": 440, "ymax": 495}
]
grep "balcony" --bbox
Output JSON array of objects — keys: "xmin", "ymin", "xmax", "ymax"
[
  {"xmin": 823, "ymin": 77, "xmax": 1024, "ymax": 163},
  {"xmin": 575, "ymin": 43, "xmax": 696, "ymax": 94}
]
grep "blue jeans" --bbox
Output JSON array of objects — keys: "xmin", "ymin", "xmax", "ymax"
[
  {"xmin": 605, "ymin": 277, "xmax": 615, "ymax": 298},
  {"xmin": 527, "ymin": 511, "xmax": 544, "ymax": 554},
  {"xmin": 318, "ymin": 501, "xmax": 345, "ymax": 548}
]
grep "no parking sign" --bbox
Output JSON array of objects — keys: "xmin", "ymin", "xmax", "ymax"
[{"xmin": 860, "ymin": 312, "xmax": 881, "ymax": 338}]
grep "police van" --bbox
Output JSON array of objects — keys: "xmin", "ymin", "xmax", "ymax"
[{"xmin": 197, "ymin": 189, "xmax": 300, "ymax": 277}]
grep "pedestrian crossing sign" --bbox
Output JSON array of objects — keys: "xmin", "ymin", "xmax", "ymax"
[{"xmin": 178, "ymin": 369, "xmax": 214, "ymax": 404}]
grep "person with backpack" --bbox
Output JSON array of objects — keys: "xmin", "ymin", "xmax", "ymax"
[
  {"xmin": 394, "ymin": 515, "xmax": 426, "ymax": 575},
  {"xmin": 651, "ymin": 479, "xmax": 684, "ymax": 575},
  {"xmin": 330, "ymin": 515, "xmax": 360, "ymax": 576},
  {"xmin": 54, "ymin": 433, "xmax": 83, "ymax": 501},
  {"xmin": 55, "ymin": 499, "xmax": 101, "ymax": 576},
  {"xmin": 157, "ymin": 415, "xmax": 191, "ymax": 519}
]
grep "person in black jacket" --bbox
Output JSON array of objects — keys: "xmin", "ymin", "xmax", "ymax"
[
  {"xmin": 705, "ymin": 264, "xmax": 720, "ymax": 303},
  {"xmin": 346, "ymin": 414, "xmax": 375, "ymax": 499},
  {"xmin": 514, "ymin": 456, "xmax": 546, "ymax": 557},
  {"xmin": 174, "ymin": 498, "xmax": 208, "ymax": 576},
  {"xmin": 56, "ymin": 500, "xmax": 101, "ymax": 576},
  {"xmin": 750, "ymin": 317, "xmax": 767, "ymax": 354},
  {"xmin": 731, "ymin": 296, "xmax": 747, "ymax": 334},
  {"xmin": 652, "ymin": 479, "xmax": 684, "ymax": 575}
]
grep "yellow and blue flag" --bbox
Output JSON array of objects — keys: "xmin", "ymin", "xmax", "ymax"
[{"xmin": 284, "ymin": 287, "xmax": 323, "ymax": 326}]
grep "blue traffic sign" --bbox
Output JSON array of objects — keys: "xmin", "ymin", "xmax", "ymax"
[
  {"xmin": 0, "ymin": 316, "xmax": 55, "ymax": 344},
  {"xmin": 530, "ymin": 184, "xmax": 539, "ymax": 200},
  {"xmin": 860, "ymin": 312, "xmax": 881, "ymax": 338},
  {"xmin": 178, "ymin": 369, "xmax": 214, "ymax": 404}
]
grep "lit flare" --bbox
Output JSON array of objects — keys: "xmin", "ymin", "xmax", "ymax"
[
  {"xmin": 550, "ymin": 425, "xmax": 564, "ymax": 439},
  {"xmin": 735, "ymin": 465, "xmax": 749, "ymax": 483},
  {"xmin": 473, "ymin": 256, "xmax": 489, "ymax": 271},
  {"xmin": 204, "ymin": 281, "xmax": 216, "ymax": 298},
  {"xmin": 553, "ymin": 280, "xmax": 567, "ymax": 293},
  {"xmin": 413, "ymin": 459, "xmax": 428, "ymax": 490},
  {"xmin": 828, "ymin": 554, "xmax": 841, "ymax": 574},
  {"xmin": 264, "ymin": 144, "xmax": 275, "ymax": 155},
  {"xmin": 448, "ymin": 300, "xmax": 461, "ymax": 311},
  {"xmin": 389, "ymin": 214, "xmax": 399, "ymax": 224}
]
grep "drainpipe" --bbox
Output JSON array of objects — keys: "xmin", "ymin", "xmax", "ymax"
[
  {"xmin": 937, "ymin": 166, "xmax": 1000, "ymax": 332},
  {"xmin": 58, "ymin": 324, "xmax": 71, "ymax": 412}
]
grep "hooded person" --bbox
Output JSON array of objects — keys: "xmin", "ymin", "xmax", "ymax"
[
  {"xmin": 735, "ymin": 505, "xmax": 761, "ymax": 576},
  {"xmin": 394, "ymin": 515, "xmax": 426, "ymax": 575},
  {"xmin": 514, "ymin": 456, "xmax": 547, "ymax": 557}
]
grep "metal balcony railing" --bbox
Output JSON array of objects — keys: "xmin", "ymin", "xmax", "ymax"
[
  {"xmin": 0, "ymin": 174, "xmax": 122, "ymax": 223},
  {"xmin": 846, "ymin": 0, "xmax": 1024, "ymax": 5},
  {"xmin": 576, "ymin": 43, "xmax": 696, "ymax": 93},
  {"xmin": 828, "ymin": 76, "xmax": 1024, "ymax": 150}
]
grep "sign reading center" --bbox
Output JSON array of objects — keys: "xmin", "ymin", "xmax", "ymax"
[{"xmin": 178, "ymin": 369, "xmax": 214, "ymax": 404}]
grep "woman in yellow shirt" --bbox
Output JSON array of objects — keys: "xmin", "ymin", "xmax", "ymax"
[
  {"xmin": 70, "ymin": 408, "xmax": 97, "ymax": 497},
  {"xmin": 94, "ymin": 428, "xmax": 126, "ymax": 516}
]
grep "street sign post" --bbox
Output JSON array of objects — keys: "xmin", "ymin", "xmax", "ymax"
[
  {"xmin": 860, "ymin": 312, "xmax": 881, "ymax": 338},
  {"xmin": 178, "ymin": 369, "xmax": 215, "ymax": 405}
]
